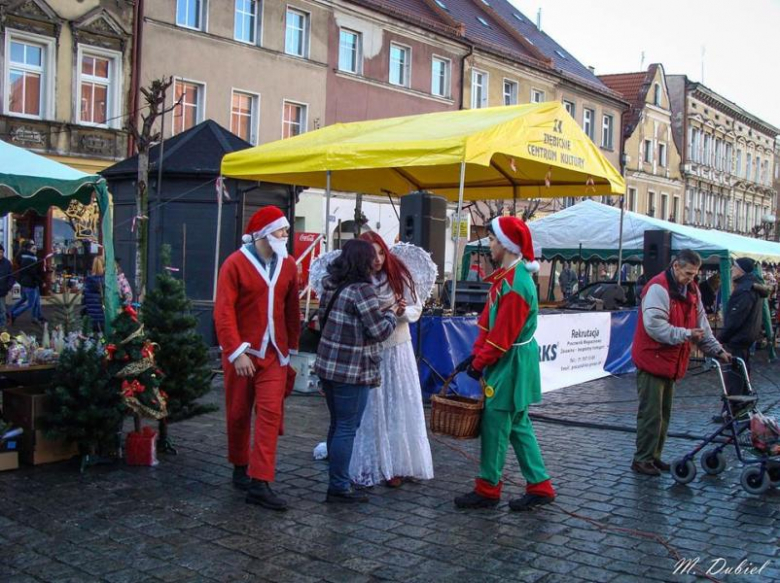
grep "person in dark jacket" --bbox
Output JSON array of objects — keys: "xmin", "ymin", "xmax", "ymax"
[
  {"xmin": 717, "ymin": 257, "xmax": 771, "ymax": 404},
  {"xmin": 9, "ymin": 241, "xmax": 44, "ymax": 324},
  {"xmin": 0, "ymin": 245, "xmax": 14, "ymax": 328},
  {"xmin": 82, "ymin": 256, "xmax": 106, "ymax": 331},
  {"xmin": 314, "ymin": 239, "xmax": 401, "ymax": 503}
]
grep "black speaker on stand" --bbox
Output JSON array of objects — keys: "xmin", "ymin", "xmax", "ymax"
[
  {"xmin": 399, "ymin": 191, "xmax": 447, "ymax": 280},
  {"xmin": 643, "ymin": 230, "xmax": 672, "ymax": 279}
]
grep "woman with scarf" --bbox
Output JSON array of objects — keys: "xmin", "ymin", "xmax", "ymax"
[{"xmin": 349, "ymin": 232, "xmax": 434, "ymax": 488}]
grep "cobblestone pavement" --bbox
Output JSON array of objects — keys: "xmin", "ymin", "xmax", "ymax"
[{"xmin": 1, "ymin": 357, "xmax": 779, "ymax": 583}]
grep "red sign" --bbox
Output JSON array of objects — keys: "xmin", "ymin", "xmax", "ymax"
[{"xmin": 294, "ymin": 232, "xmax": 322, "ymax": 294}]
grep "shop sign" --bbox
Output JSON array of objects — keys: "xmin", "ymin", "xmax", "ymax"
[
  {"xmin": 450, "ymin": 218, "xmax": 469, "ymax": 240},
  {"xmin": 64, "ymin": 200, "xmax": 100, "ymax": 242}
]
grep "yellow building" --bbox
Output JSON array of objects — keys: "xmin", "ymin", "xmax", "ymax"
[{"xmin": 600, "ymin": 64, "xmax": 684, "ymax": 221}]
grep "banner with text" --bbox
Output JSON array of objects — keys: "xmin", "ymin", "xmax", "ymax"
[{"xmin": 536, "ymin": 312, "xmax": 612, "ymax": 393}]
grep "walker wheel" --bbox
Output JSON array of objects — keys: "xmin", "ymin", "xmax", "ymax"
[
  {"xmin": 740, "ymin": 466, "xmax": 770, "ymax": 495},
  {"xmin": 767, "ymin": 463, "xmax": 780, "ymax": 488},
  {"xmin": 671, "ymin": 457, "xmax": 696, "ymax": 485},
  {"xmin": 700, "ymin": 449, "xmax": 726, "ymax": 475}
]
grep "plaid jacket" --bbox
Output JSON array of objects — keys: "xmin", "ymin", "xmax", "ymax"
[{"xmin": 314, "ymin": 281, "xmax": 397, "ymax": 387}]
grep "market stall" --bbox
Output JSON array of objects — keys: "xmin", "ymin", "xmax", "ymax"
[
  {"xmin": 222, "ymin": 102, "xmax": 625, "ymax": 308},
  {"xmin": 0, "ymin": 140, "xmax": 119, "ymax": 334}
]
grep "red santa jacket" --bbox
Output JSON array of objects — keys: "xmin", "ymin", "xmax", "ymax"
[{"xmin": 215, "ymin": 246, "xmax": 300, "ymax": 365}]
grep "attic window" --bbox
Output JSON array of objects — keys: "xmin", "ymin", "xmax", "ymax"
[
  {"xmin": 513, "ymin": 13, "xmax": 523, "ymax": 21},
  {"xmin": 480, "ymin": 0, "xmax": 490, "ymax": 5},
  {"xmin": 555, "ymin": 50, "xmax": 567, "ymax": 59},
  {"xmin": 476, "ymin": 16, "xmax": 490, "ymax": 27},
  {"xmin": 434, "ymin": 0, "xmax": 448, "ymax": 10}
]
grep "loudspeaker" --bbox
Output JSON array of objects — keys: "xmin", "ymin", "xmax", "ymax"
[
  {"xmin": 399, "ymin": 191, "xmax": 447, "ymax": 279},
  {"xmin": 440, "ymin": 280, "xmax": 491, "ymax": 314},
  {"xmin": 643, "ymin": 230, "xmax": 672, "ymax": 279}
]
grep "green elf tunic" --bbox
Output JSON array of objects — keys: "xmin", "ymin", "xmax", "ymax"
[{"xmin": 470, "ymin": 258, "xmax": 555, "ymax": 500}]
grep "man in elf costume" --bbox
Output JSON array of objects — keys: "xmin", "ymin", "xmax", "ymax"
[
  {"xmin": 454, "ymin": 216, "xmax": 556, "ymax": 511},
  {"xmin": 215, "ymin": 206, "xmax": 300, "ymax": 511}
]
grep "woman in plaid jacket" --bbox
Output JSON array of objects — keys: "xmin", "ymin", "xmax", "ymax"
[{"xmin": 315, "ymin": 239, "xmax": 404, "ymax": 503}]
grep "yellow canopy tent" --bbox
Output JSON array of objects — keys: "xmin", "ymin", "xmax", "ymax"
[
  {"xmin": 222, "ymin": 102, "xmax": 624, "ymax": 200},
  {"xmin": 221, "ymin": 102, "xmax": 625, "ymax": 308}
]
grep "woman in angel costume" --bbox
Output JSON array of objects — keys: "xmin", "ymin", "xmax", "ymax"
[{"xmin": 310, "ymin": 235, "xmax": 436, "ymax": 487}]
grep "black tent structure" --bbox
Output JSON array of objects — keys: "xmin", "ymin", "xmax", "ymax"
[{"xmin": 102, "ymin": 120, "xmax": 298, "ymax": 342}]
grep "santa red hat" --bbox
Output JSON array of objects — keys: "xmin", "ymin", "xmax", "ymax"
[
  {"xmin": 242, "ymin": 206, "xmax": 289, "ymax": 244},
  {"xmin": 490, "ymin": 216, "xmax": 540, "ymax": 272}
]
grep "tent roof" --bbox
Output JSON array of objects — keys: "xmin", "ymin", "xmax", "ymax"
[
  {"xmin": 466, "ymin": 200, "xmax": 780, "ymax": 264},
  {"xmin": 102, "ymin": 120, "xmax": 251, "ymax": 179},
  {"xmin": 0, "ymin": 139, "xmax": 104, "ymax": 215},
  {"xmin": 221, "ymin": 102, "xmax": 625, "ymax": 201}
]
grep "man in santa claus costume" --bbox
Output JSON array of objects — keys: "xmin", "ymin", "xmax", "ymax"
[
  {"xmin": 215, "ymin": 205, "xmax": 300, "ymax": 511},
  {"xmin": 454, "ymin": 216, "xmax": 556, "ymax": 511}
]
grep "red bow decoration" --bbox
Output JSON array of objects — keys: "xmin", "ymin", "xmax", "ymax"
[
  {"xmin": 105, "ymin": 344, "xmax": 117, "ymax": 360},
  {"xmin": 545, "ymin": 167, "xmax": 552, "ymax": 188},
  {"xmin": 124, "ymin": 305, "xmax": 139, "ymax": 322},
  {"xmin": 585, "ymin": 176, "xmax": 596, "ymax": 194},
  {"xmin": 509, "ymin": 157, "xmax": 517, "ymax": 173},
  {"xmin": 141, "ymin": 342, "xmax": 155, "ymax": 360},
  {"xmin": 121, "ymin": 379, "xmax": 146, "ymax": 398}
]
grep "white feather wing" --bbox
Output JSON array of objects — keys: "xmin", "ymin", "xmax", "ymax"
[
  {"xmin": 308, "ymin": 250, "xmax": 341, "ymax": 297},
  {"xmin": 390, "ymin": 242, "xmax": 438, "ymax": 302}
]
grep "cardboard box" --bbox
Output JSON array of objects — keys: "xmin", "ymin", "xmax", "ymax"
[
  {"xmin": 19, "ymin": 430, "xmax": 78, "ymax": 465},
  {"xmin": 2, "ymin": 385, "xmax": 50, "ymax": 429},
  {"xmin": 0, "ymin": 451, "xmax": 19, "ymax": 471}
]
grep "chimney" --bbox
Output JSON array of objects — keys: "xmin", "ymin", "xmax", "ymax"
[
  {"xmin": 588, "ymin": 66, "xmax": 596, "ymax": 74},
  {"xmin": 536, "ymin": 8, "xmax": 542, "ymax": 30}
]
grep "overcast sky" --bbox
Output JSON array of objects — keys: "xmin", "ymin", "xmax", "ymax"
[{"xmin": 509, "ymin": 0, "xmax": 780, "ymax": 130}]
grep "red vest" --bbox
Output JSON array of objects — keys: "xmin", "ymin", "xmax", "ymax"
[{"xmin": 632, "ymin": 271, "xmax": 699, "ymax": 380}]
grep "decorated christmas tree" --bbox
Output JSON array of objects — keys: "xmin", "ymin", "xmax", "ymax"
[
  {"xmin": 105, "ymin": 305, "xmax": 168, "ymax": 426},
  {"xmin": 42, "ymin": 331, "xmax": 125, "ymax": 469},
  {"xmin": 142, "ymin": 245, "xmax": 213, "ymax": 424}
]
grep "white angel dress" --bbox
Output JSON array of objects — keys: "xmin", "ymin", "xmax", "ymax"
[{"xmin": 310, "ymin": 242, "xmax": 437, "ymax": 486}]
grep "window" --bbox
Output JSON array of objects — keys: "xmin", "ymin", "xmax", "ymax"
[
  {"xmin": 661, "ymin": 193, "xmax": 668, "ymax": 220},
  {"xmin": 172, "ymin": 79, "xmax": 204, "ymax": 135},
  {"xmin": 503, "ymin": 80, "xmax": 518, "ymax": 106},
  {"xmin": 754, "ymin": 156, "xmax": 760, "ymax": 182},
  {"xmin": 431, "ymin": 57, "xmax": 450, "ymax": 98},
  {"xmin": 471, "ymin": 69, "xmax": 488, "ymax": 109},
  {"xmin": 234, "ymin": 0, "xmax": 258, "ymax": 44},
  {"xmin": 531, "ymin": 89, "xmax": 544, "ymax": 103},
  {"xmin": 563, "ymin": 100, "xmax": 575, "ymax": 118},
  {"xmin": 338, "ymin": 29, "xmax": 361, "ymax": 74},
  {"xmin": 77, "ymin": 47, "xmax": 121, "ymax": 127},
  {"xmin": 672, "ymin": 196, "xmax": 680, "ymax": 222},
  {"xmin": 282, "ymin": 100, "xmax": 307, "ymax": 138},
  {"xmin": 648, "ymin": 191, "xmax": 656, "ymax": 217},
  {"xmin": 658, "ymin": 143, "xmax": 667, "ymax": 167},
  {"xmin": 627, "ymin": 187, "xmax": 637, "ymax": 212},
  {"xmin": 736, "ymin": 149, "xmax": 742, "ymax": 176},
  {"xmin": 285, "ymin": 8, "xmax": 309, "ymax": 57},
  {"xmin": 177, "ymin": 0, "xmax": 205, "ymax": 30},
  {"xmin": 601, "ymin": 114, "xmax": 614, "ymax": 150},
  {"xmin": 703, "ymin": 134, "xmax": 711, "ymax": 166},
  {"xmin": 389, "ymin": 43, "xmax": 411, "ymax": 87},
  {"xmin": 230, "ymin": 90, "xmax": 258, "ymax": 144},
  {"xmin": 653, "ymin": 83, "xmax": 661, "ymax": 106},
  {"xmin": 746, "ymin": 153, "xmax": 752, "ymax": 179},
  {"xmin": 583, "ymin": 108, "xmax": 594, "ymax": 140},
  {"xmin": 643, "ymin": 139, "xmax": 653, "ymax": 164},
  {"xmin": 6, "ymin": 38, "xmax": 46, "ymax": 117}
]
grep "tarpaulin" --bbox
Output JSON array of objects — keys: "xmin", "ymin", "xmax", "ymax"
[{"xmin": 413, "ymin": 309, "xmax": 639, "ymax": 400}]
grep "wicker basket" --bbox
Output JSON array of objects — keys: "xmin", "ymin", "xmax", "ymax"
[{"xmin": 430, "ymin": 372, "xmax": 484, "ymax": 439}]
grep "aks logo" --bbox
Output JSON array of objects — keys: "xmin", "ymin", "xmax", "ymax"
[{"xmin": 538, "ymin": 343, "xmax": 558, "ymax": 362}]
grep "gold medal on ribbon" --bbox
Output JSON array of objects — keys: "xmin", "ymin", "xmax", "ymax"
[{"xmin": 484, "ymin": 385, "xmax": 495, "ymax": 398}]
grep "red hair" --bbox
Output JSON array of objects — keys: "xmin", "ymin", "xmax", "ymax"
[{"xmin": 359, "ymin": 232, "xmax": 417, "ymax": 302}]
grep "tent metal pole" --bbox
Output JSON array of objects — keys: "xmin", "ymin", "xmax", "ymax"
[
  {"xmin": 324, "ymin": 170, "xmax": 332, "ymax": 251},
  {"xmin": 212, "ymin": 182, "xmax": 223, "ymax": 302},
  {"xmin": 450, "ymin": 162, "xmax": 466, "ymax": 312},
  {"xmin": 617, "ymin": 195, "xmax": 625, "ymax": 284}
]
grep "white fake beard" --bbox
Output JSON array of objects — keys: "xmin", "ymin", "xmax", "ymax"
[{"xmin": 268, "ymin": 235, "xmax": 289, "ymax": 259}]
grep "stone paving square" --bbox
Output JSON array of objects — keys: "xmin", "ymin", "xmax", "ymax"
[{"xmin": 1, "ymin": 359, "xmax": 779, "ymax": 583}]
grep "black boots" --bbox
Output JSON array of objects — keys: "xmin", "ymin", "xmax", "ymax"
[
  {"xmin": 326, "ymin": 488, "xmax": 369, "ymax": 504},
  {"xmin": 453, "ymin": 491, "xmax": 499, "ymax": 509},
  {"xmin": 246, "ymin": 480, "xmax": 288, "ymax": 511},
  {"xmin": 508, "ymin": 493, "xmax": 555, "ymax": 511},
  {"xmin": 232, "ymin": 465, "xmax": 251, "ymax": 490}
]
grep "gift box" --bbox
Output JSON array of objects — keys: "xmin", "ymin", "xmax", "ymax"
[{"xmin": 125, "ymin": 427, "xmax": 159, "ymax": 466}]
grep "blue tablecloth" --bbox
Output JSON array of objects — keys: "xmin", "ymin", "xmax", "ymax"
[{"xmin": 411, "ymin": 310, "xmax": 638, "ymax": 400}]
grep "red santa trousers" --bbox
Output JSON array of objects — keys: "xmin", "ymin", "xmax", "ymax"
[{"xmin": 223, "ymin": 351, "xmax": 287, "ymax": 482}]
